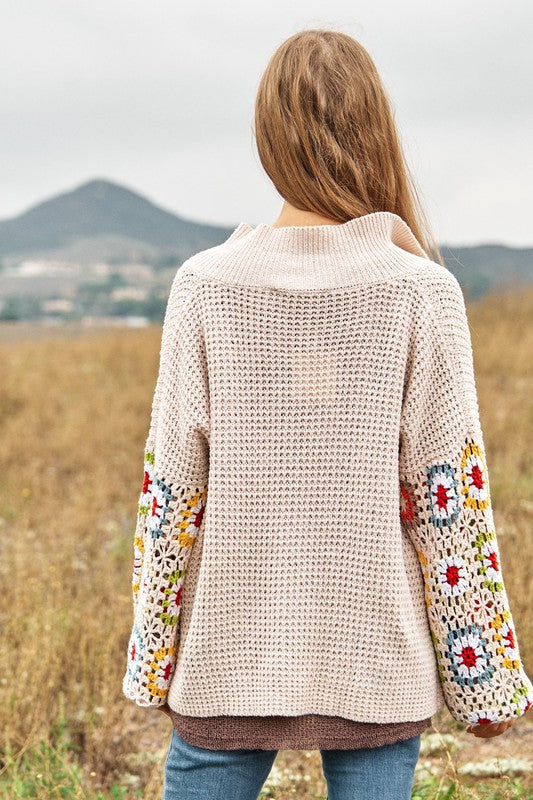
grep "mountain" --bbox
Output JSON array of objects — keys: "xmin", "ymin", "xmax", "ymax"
[
  {"xmin": 439, "ymin": 243, "xmax": 533, "ymax": 300},
  {"xmin": 0, "ymin": 178, "xmax": 234, "ymax": 265}
]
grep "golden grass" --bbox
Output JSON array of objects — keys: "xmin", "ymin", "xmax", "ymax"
[{"xmin": 0, "ymin": 286, "xmax": 531, "ymax": 798}]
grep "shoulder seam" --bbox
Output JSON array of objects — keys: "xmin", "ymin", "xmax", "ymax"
[{"xmin": 176, "ymin": 262, "xmax": 453, "ymax": 297}]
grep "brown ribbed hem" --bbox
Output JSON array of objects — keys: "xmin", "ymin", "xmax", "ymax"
[{"xmin": 169, "ymin": 713, "xmax": 433, "ymax": 751}]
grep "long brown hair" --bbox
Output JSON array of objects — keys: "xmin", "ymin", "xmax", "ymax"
[{"xmin": 253, "ymin": 29, "xmax": 444, "ymax": 266}]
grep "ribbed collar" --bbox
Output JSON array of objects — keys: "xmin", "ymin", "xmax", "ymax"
[{"xmin": 193, "ymin": 211, "xmax": 431, "ymax": 290}]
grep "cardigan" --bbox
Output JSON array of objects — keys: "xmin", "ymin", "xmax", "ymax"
[
  {"xmin": 166, "ymin": 526, "xmax": 432, "ymax": 749},
  {"xmin": 122, "ymin": 211, "xmax": 533, "ymax": 736}
]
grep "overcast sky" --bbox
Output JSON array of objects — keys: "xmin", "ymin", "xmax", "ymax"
[{"xmin": 1, "ymin": 1, "xmax": 531, "ymax": 246}]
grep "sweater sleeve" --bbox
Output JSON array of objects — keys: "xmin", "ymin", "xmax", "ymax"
[
  {"xmin": 399, "ymin": 269, "xmax": 533, "ymax": 726},
  {"xmin": 122, "ymin": 271, "xmax": 209, "ymax": 707}
]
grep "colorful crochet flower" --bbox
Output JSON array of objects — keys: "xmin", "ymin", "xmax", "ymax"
[
  {"xmin": 147, "ymin": 644, "xmax": 178, "ymax": 698},
  {"xmin": 511, "ymin": 683, "xmax": 533, "ymax": 716},
  {"xmin": 136, "ymin": 450, "xmax": 181, "ymax": 540},
  {"xmin": 490, "ymin": 611, "xmax": 521, "ymax": 670},
  {"xmin": 468, "ymin": 708, "xmax": 500, "ymax": 725},
  {"xmin": 126, "ymin": 624, "xmax": 144, "ymax": 684},
  {"xmin": 138, "ymin": 451, "xmax": 155, "ymax": 515},
  {"xmin": 472, "ymin": 531, "xmax": 504, "ymax": 592},
  {"xmin": 461, "ymin": 441, "xmax": 490, "ymax": 510},
  {"xmin": 176, "ymin": 487, "xmax": 207, "ymax": 547},
  {"xmin": 160, "ymin": 567, "xmax": 186, "ymax": 626},
  {"xmin": 148, "ymin": 475, "xmax": 176, "ymax": 539},
  {"xmin": 425, "ymin": 462, "xmax": 460, "ymax": 528},
  {"xmin": 437, "ymin": 554, "xmax": 470, "ymax": 596},
  {"xmin": 445, "ymin": 623, "xmax": 494, "ymax": 686}
]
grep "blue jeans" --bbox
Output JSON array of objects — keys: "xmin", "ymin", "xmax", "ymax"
[{"xmin": 162, "ymin": 727, "xmax": 421, "ymax": 800}]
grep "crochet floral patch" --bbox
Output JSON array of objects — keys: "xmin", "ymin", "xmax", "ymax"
[
  {"xmin": 139, "ymin": 451, "xmax": 177, "ymax": 539},
  {"xmin": 445, "ymin": 622, "xmax": 494, "ymax": 687},
  {"xmin": 400, "ymin": 432, "xmax": 533, "ymax": 724},
  {"xmin": 147, "ymin": 644, "xmax": 178, "ymax": 699},
  {"xmin": 425, "ymin": 461, "xmax": 460, "ymax": 528},
  {"xmin": 123, "ymin": 450, "xmax": 208, "ymax": 706}
]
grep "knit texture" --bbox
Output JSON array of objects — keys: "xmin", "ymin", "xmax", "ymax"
[
  {"xmin": 165, "ymin": 520, "xmax": 432, "ymax": 749},
  {"xmin": 122, "ymin": 211, "xmax": 533, "ymax": 726}
]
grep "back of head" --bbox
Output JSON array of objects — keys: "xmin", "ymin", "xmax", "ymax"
[{"xmin": 253, "ymin": 28, "xmax": 443, "ymax": 265}]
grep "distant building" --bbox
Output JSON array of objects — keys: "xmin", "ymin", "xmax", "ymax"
[
  {"xmin": 5, "ymin": 259, "xmax": 82, "ymax": 277},
  {"xmin": 41, "ymin": 298, "xmax": 75, "ymax": 313},
  {"xmin": 80, "ymin": 315, "xmax": 150, "ymax": 327},
  {"xmin": 110, "ymin": 286, "xmax": 149, "ymax": 302}
]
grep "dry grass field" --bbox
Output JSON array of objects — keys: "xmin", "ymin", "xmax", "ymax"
[{"xmin": 0, "ymin": 285, "xmax": 532, "ymax": 799}]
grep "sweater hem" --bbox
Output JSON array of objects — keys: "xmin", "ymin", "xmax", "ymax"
[{"xmin": 169, "ymin": 719, "xmax": 433, "ymax": 751}]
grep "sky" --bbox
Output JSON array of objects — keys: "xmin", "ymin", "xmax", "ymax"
[{"xmin": 1, "ymin": 1, "xmax": 532, "ymax": 247}]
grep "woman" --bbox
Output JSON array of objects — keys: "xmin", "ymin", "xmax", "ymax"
[{"xmin": 122, "ymin": 29, "xmax": 532, "ymax": 800}]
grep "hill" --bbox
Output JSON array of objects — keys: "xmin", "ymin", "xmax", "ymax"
[
  {"xmin": 439, "ymin": 242, "xmax": 533, "ymax": 300},
  {"xmin": 0, "ymin": 178, "xmax": 233, "ymax": 265}
]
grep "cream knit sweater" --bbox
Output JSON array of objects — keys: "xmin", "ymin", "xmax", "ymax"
[{"xmin": 122, "ymin": 211, "xmax": 533, "ymax": 726}]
